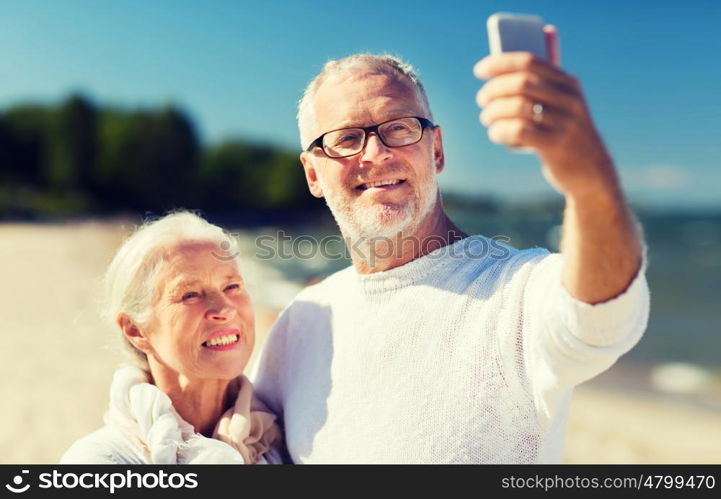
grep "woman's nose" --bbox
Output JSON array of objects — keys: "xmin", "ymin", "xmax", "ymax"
[{"xmin": 205, "ymin": 293, "xmax": 236, "ymax": 321}]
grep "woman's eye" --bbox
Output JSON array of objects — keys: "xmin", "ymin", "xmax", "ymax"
[
  {"xmin": 225, "ymin": 283, "xmax": 241, "ymax": 292},
  {"xmin": 182, "ymin": 291, "xmax": 200, "ymax": 301}
]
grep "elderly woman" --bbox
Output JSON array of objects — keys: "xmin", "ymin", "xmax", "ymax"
[{"xmin": 61, "ymin": 211, "xmax": 282, "ymax": 464}]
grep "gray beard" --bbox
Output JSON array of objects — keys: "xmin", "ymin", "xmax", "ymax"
[{"xmin": 321, "ymin": 178, "xmax": 439, "ymax": 247}]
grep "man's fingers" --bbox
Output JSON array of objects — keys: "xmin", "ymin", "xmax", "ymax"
[
  {"xmin": 544, "ymin": 25, "xmax": 561, "ymax": 68},
  {"xmin": 476, "ymin": 72, "xmax": 578, "ymax": 112},
  {"xmin": 480, "ymin": 96, "xmax": 568, "ymax": 129},
  {"xmin": 474, "ymin": 52, "xmax": 576, "ymax": 91},
  {"xmin": 486, "ymin": 118, "xmax": 558, "ymax": 148}
]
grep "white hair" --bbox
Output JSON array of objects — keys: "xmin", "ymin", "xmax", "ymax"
[
  {"xmin": 297, "ymin": 53, "xmax": 434, "ymax": 149},
  {"xmin": 103, "ymin": 210, "xmax": 241, "ymax": 369}
]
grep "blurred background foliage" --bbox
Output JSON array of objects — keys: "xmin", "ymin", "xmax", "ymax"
[{"xmin": 0, "ymin": 94, "xmax": 324, "ymax": 218}]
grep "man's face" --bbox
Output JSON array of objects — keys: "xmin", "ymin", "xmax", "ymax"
[{"xmin": 300, "ymin": 72, "xmax": 445, "ymax": 241}]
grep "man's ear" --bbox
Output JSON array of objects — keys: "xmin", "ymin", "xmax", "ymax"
[
  {"xmin": 432, "ymin": 126, "xmax": 445, "ymax": 174},
  {"xmin": 300, "ymin": 151, "xmax": 324, "ymax": 198},
  {"xmin": 117, "ymin": 314, "xmax": 153, "ymax": 355}
]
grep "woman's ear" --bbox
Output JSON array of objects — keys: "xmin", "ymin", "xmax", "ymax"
[{"xmin": 117, "ymin": 314, "xmax": 153, "ymax": 355}]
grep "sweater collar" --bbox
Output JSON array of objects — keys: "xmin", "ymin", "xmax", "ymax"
[{"xmin": 353, "ymin": 235, "xmax": 490, "ymax": 294}]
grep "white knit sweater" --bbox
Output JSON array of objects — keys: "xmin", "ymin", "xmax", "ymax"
[{"xmin": 252, "ymin": 235, "xmax": 649, "ymax": 463}]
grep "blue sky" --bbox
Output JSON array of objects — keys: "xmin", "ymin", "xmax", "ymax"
[{"xmin": 2, "ymin": 0, "xmax": 720, "ymax": 209}]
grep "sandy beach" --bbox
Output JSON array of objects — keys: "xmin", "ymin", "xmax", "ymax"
[{"xmin": 1, "ymin": 220, "xmax": 719, "ymax": 464}]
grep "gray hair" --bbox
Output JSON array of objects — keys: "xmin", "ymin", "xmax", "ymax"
[
  {"xmin": 103, "ymin": 210, "xmax": 241, "ymax": 369},
  {"xmin": 297, "ymin": 53, "xmax": 434, "ymax": 149}
]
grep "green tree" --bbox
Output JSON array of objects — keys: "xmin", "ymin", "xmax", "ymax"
[
  {"xmin": 2, "ymin": 105, "xmax": 51, "ymax": 186},
  {"xmin": 0, "ymin": 115, "xmax": 10, "ymax": 182},
  {"xmin": 199, "ymin": 139, "xmax": 318, "ymax": 211},
  {"xmin": 262, "ymin": 149, "xmax": 316, "ymax": 209},
  {"xmin": 46, "ymin": 94, "xmax": 98, "ymax": 191},
  {"xmin": 97, "ymin": 105, "xmax": 199, "ymax": 210},
  {"xmin": 1, "ymin": 95, "xmax": 323, "ymax": 216}
]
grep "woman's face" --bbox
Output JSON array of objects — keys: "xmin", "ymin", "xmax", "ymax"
[{"xmin": 141, "ymin": 241, "xmax": 255, "ymax": 382}]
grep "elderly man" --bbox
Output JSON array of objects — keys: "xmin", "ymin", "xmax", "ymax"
[{"xmin": 253, "ymin": 30, "xmax": 649, "ymax": 463}]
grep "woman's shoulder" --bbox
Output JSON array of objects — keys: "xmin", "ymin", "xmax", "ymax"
[{"xmin": 60, "ymin": 426, "xmax": 146, "ymax": 464}]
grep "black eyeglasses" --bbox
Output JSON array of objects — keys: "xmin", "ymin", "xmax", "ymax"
[{"xmin": 305, "ymin": 116, "xmax": 436, "ymax": 159}]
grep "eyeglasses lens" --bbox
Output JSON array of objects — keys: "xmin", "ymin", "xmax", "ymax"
[{"xmin": 322, "ymin": 118, "xmax": 423, "ymax": 158}]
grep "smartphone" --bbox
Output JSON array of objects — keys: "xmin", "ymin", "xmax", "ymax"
[
  {"xmin": 487, "ymin": 12, "xmax": 548, "ymax": 60},
  {"xmin": 486, "ymin": 13, "xmax": 548, "ymax": 154}
]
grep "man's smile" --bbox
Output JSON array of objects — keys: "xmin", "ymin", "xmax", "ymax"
[{"xmin": 356, "ymin": 178, "xmax": 407, "ymax": 191}]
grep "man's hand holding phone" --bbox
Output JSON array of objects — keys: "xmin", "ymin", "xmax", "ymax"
[{"xmin": 474, "ymin": 14, "xmax": 617, "ymax": 200}]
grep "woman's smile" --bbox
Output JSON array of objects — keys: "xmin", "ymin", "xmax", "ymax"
[{"xmin": 202, "ymin": 327, "xmax": 243, "ymax": 350}]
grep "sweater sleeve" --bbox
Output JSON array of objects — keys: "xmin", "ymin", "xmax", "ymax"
[{"xmin": 523, "ymin": 249, "xmax": 650, "ymax": 423}]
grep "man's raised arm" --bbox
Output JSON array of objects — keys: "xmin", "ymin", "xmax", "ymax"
[{"xmin": 474, "ymin": 26, "xmax": 642, "ymax": 304}]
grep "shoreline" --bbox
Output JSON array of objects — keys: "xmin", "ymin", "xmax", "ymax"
[{"xmin": 582, "ymin": 360, "xmax": 721, "ymax": 414}]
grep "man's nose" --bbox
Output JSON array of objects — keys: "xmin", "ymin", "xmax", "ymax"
[
  {"xmin": 360, "ymin": 132, "xmax": 393, "ymax": 164},
  {"xmin": 205, "ymin": 293, "xmax": 236, "ymax": 321}
]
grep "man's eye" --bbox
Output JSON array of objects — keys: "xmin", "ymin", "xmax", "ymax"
[
  {"xmin": 386, "ymin": 123, "xmax": 412, "ymax": 134},
  {"xmin": 333, "ymin": 133, "xmax": 361, "ymax": 146},
  {"xmin": 224, "ymin": 283, "xmax": 241, "ymax": 292}
]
